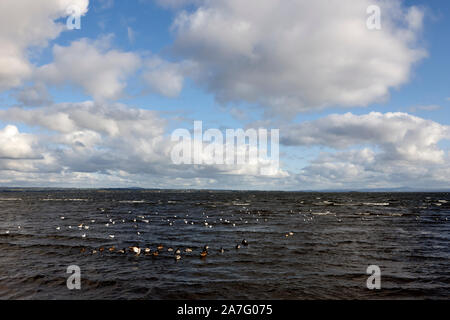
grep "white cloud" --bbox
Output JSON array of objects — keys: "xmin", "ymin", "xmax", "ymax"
[
  {"xmin": 0, "ymin": 125, "xmax": 36, "ymax": 159},
  {"xmin": 142, "ymin": 57, "xmax": 185, "ymax": 98},
  {"xmin": 14, "ymin": 82, "xmax": 52, "ymax": 106},
  {"xmin": 282, "ymin": 112, "xmax": 450, "ymax": 189},
  {"xmin": 282, "ymin": 112, "xmax": 450, "ymax": 164},
  {"xmin": 0, "ymin": 0, "xmax": 89, "ymax": 92},
  {"xmin": 169, "ymin": 0, "xmax": 426, "ymax": 114},
  {"xmin": 38, "ymin": 37, "xmax": 141, "ymax": 101}
]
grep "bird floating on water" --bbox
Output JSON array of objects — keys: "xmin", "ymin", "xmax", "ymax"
[{"xmin": 130, "ymin": 246, "xmax": 141, "ymax": 255}]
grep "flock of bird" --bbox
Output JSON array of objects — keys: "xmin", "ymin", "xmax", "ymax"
[{"xmin": 80, "ymin": 239, "xmax": 251, "ymax": 261}]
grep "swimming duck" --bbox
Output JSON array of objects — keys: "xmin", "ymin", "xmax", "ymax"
[
  {"xmin": 241, "ymin": 239, "xmax": 248, "ymax": 246},
  {"xmin": 200, "ymin": 250, "xmax": 208, "ymax": 258},
  {"xmin": 220, "ymin": 247, "xmax": 225, "ymax": 253},
  {"xmin": 168, "ymin": 247, "xmax": 174, "ymax": 252},
  {"xmin": 203, "ymin": 245, "xmax": 209, "ymax": 251},
  {"xmin": 129, "ymin": 246, "xmax": 141, "ymax": 255},
  {"xmin": 152, "ymin": 250, "xmax": 159, "ymax": 257},
  {"xmin": 80, "ymin": 248, "xmax": 86, "ymax": 253},
  {"xmin": 109, "ymin": 246, "xmax": 115, "ymax": 252},
  {"xmin": 235, "ymin": 244, "xmax": 241, "ymax": 249},
  {"xmin": 99, "ymin": 247, "xmax": 105, "ymax": 252},
  {"xmin": 175, "ymin": 254, "xmax": 181, "ymax": 261},
  {"xmin": 185, "ymin": 248, "xmax": 193, "ymax": 253},
  {"xmin": 157, "ymin": 244, "xmax": 164, "ymax": 250},
  {"xmin": 175, "ymin": 248, "xmax": 181, "ymax": 254},
  {"xmin": 144, "ymin": 248, "xmax": 151, "ymax": 254}
]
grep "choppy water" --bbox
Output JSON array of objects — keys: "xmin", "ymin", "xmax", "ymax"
[{"xmin": 0, "ymin": 190, "xmax": 449, "ymax": 299}]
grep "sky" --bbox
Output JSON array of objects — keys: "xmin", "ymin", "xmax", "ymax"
[{"xmin": 0, "ymin": 0, "xmax": 449, "ymax": 190}]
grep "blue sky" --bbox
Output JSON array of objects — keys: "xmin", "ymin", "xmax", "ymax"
[{"xmin": 0, "ymin": 0, "xmax": 449, "ymax": 190}]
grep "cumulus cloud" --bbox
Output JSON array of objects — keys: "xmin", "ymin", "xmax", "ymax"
[
  {"xmin": 282, "ymin": 112, "xmax": 450, "ymax": 189},
  {"xmin": 38, "ymin": 37, "xmax": 141, "ymax": 101},
  {"xmin": 0, "ymin": 125, "xmax": 37, "ymax": 159},
  {"xmin": 168, "ymin": 0, "xmax": 426, "ymax": 114},
  {"xmin": 142, "ymin": 57, "xmax": 185, "ymax": 98},
  {"xmin": 0, "ymin": 0, "xmax": 89, "ymax": 92},
  {"xmin": 282, "ymin": 112, "xmax": 450, "ymax": 164},
  {"xmin": 0, "ymin": 101, "xmax": 286, "ymax": 188},
  {"xmin": 13, "ymin": 82, "xmax": 52, "ymax": 106}
]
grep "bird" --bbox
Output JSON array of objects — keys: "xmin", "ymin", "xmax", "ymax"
[
  {"xmin": 99, "ymin": 247, "xmax": 105, "ymax": 252},
  {"xmin": 129, "ymin": 246, "xmax": 141, "ymax": 255},
  {"xmin": 168, "ymin": 247, "xmax": 174, "ymax": 252},
  {"xmin": 241, "ymin": 239, "xmax": 248, "ymax": 246},
  {"xmin": 203, "ymin": 245, "xmax": 209, "ymax": 251},
  {"xmin": 220, "ymin": 247, "xmax": 225, "ymax": 253},
  {"xmin": 200, "ymin": 250, "xmax": 208, "ymax": 258},
  {"xmin": 175, "ymin": 248, "xmax": 181, "ymax": 255},
  {"xmin": 152, "ymin": 250, "xmax": 159, "ymax": 257},
  {"xmin": 157, "ymin": 244, "xmax": 164, "ymax": 250},
  {"xmin": 144, "ymin": 248, "xmax": 151, "ymax": 254},
  {"xmin": 108, "ymin": 247, "xmax": 115, "ymax": 252},
  {"xmin": 175, "ymin": 254, "xmax": 181, "ymax": 261},
  {"xmin": 185, "ymin": 248, "xmax": 192, "ymax": 253},
  {"xmin": 235, "ymin": 244, "xmax": 241, "ymax": 249}
]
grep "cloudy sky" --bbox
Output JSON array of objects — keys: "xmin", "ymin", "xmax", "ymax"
[{"xmin": 0, "ymin": 0, "xmax": 449, "ymax": 190}]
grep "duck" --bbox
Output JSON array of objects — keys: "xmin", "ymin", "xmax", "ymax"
[
  {"xmin": 167, "ymin": 247, "xmax": 174, "ymax": 252},
  {"xmin": 117, "ymin": 249, "xmax": 125, "ymax": 254},
  {"xmin": 175, "ymin": 248, "xmax": 181, "ymax": 254},
  {"xmin": 108, "ymin": 246, "xmax": 115, "ymax": 252},
  {"xmin": 129, "ymin": 246, "xmax": 141, "ymax": 255},
  {"xmin": 235, "ymin": 244, "xmax": 241, "ymax": 249},
  {"xmin": 220, "ymin": 247, "xmax": 225, "ymax": 253},
  {"xmin": 200, "ymin": 250, "xmax": 208, "ymax": 258},
  {"xmin": 203, "ymin": 245, "xmax": 209, "ymax": 251},
  {"xmin": 241, "ymin": 239, "xmax": 248, "ymax": 246},
  {"xmin": 157, "ymin": 244, "xmax": 164, "ymax": 250},
  {"xmin": 99, "ymin": 247, "xmax": 105, "ymax": 252},
  {"xmin": 80, "ymin": 248, "xmax": 86, "ymax": 253},
  {"xmin": 152, "ymin": 250, "xmax": 159, "ymax": 257},
  {"xmin": 175, "ymin": 254, "xmax": 181, "ymax": 261},
  {"xmin": 185, "ymin": 248, "xmax": 193, "ymax": 253},
  {"xmin": 144, "ymin": 248, "xmax": 151, "ymax": 254}
]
